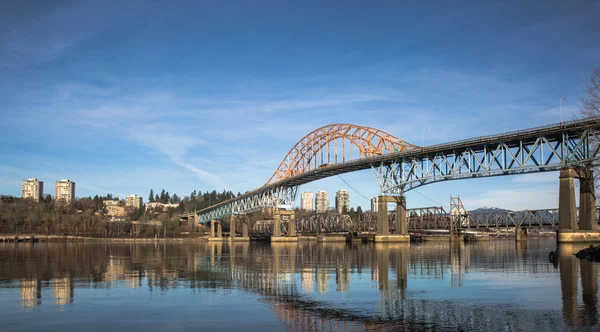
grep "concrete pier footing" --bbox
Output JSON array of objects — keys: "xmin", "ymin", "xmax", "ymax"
[
  {"xmin": 317, "ymin": 235, "xmax": 347, "ymax": 242},
  {"xmin": 230, "ymin": 237, "xmax": 251, "ymax": 242},
  {"xmin": 374, "ymin": 234, "xmax": 410, "ymax": 243},
  {"xmin": 558, "ymin": 168, "xmax": 600, "ymax": 243},
  {"xmin": 557, "ymin": 230, "xmax": 600, "ymax": 243},
  {"xmin": 271, "ymin": 236, "xmax": 298, "ymax": 242}
]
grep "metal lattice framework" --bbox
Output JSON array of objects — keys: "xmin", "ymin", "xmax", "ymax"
[
  {"xmin": 198, "ymin": 186, "xmax": 298, "ymax": 222},
  {"xmin": 195, "ymin": 118, "xmax": 600, "ymax": 223},
  {"xmin": 374, "ymin": 119, "xmax": 600, "ymax": 194},
  {"xmin": 266, "ymin": 124, "xmax": 418, "ymax": 185}
]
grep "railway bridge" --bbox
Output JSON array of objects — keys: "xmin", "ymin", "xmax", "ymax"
[{"xmin": 189, "ymin": 118, "xmax": 600, "ymax": 243}]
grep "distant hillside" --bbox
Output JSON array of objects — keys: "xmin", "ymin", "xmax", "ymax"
[{"xmin": 469, "ymin": 206, "xmax": 512, "ymax": 214}]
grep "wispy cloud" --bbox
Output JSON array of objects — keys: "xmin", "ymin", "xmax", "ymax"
[{"xmin": 0, "ymin": 1, "xmax": 143, "ymax": 68}]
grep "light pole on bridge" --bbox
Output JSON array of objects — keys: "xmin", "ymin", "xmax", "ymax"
[
  {"xmin": 422, "ymin": 128, "xmax": 428, "ymax": 148},
  {"xmin": 560, "ymin": 97, "xmax": 566, "ymax": 124}
]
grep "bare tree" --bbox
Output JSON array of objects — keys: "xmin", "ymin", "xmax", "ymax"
[{"xmin": 582, "ymin": 66, "xmax": 600, "ymax": 117}]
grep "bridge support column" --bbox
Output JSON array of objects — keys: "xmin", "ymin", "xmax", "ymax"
[
  {"xmin": 515, "ymin": 227, "xmax": 527, "ymax": 241},
  {"xmin": 230, "ymin": 215, "xmax": 250, "ymax": 242},
  {"xmin": 377, "ymin": 196, "xmax": 389, "ymax": 235},
  {"xmin": 579, "ymin": 170, "xmax": 598, "ymax": 231},
  {"xmin": 208, "ymin": 220, "xmax": 226, "ymax": 241},
  {"xmin": 396, "ymin": 196, "xmax": 408, "ymax": 235},
  {"xmin": 558, "ymin": 168, "xmax": 600, "ymax": 243},
  {"xmin": 242, "ymin": 216, "xmax": 249, "ymax": 238},
  {"xmin": 375, "ymin": 195, "xmax": 409, "ymax": 243},
  {"xmin": 273, "ymin": 211, "xmax": 281, "ymax": 237},
  {"xmin": 230, "ymin": 215, "xmax": 236, "ymax": 239},
  {"xmin": 272, "ymin": 209, "xmax": 298, "ymax": 242},
  {"xmin": 289, "ymin": 217, "xmax": 296, "ymax": 237},
  {"xmin": 559, "ymin": 168, "xmax": 578, "ymax": 231}
]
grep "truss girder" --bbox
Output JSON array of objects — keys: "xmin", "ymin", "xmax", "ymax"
[
  {"xmin": 373, "ymin": 129, "xmax": 600, "ymax": 194},
  {"xmin": 197, "ymin": 186, "xmax": 298, "ymax": 223}
]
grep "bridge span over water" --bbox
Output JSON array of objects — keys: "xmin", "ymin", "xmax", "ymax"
[{"xmin": 192, "ymin": 118, "xmax": 600, "ymax": 242}]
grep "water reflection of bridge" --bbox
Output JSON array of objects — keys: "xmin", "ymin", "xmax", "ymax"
[{"xmin": 4, "ymin": 241, "xmax": 599, "ymax": 329}]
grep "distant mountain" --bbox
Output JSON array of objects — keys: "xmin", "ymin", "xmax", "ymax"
[{"xmin": 469, "ymin": 206, "xmax": 512, "ymax": 214}]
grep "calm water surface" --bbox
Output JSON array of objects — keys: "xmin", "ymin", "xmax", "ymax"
[{"xmin": 0, "ymin": 240, "xmax": 598, "ymax": 331}]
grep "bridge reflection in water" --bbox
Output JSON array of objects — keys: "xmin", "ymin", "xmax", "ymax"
[{"xmin": 1, "ymin": 241, "xmax": 599, "ymax": 330}]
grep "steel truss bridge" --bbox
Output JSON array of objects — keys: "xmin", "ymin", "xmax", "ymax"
[
  {"xmin": 195, "ymin": 118, "xmax": 600, "ymax": 222},
  {"xmin": 249, "ymin": 207, "xmax": 600, "ymax": 235}
]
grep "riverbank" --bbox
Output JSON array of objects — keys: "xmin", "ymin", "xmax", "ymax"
[{"xmin": 0, "ymin": 234, "xmax": 207, "ymax": 243}]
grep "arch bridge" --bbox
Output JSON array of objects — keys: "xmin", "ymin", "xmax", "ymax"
[{"xmin": 193, "ymin": 118, "xmax": 600, "ymax": 242}]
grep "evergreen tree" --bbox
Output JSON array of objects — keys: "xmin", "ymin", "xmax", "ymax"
[
  {"xmin": 356, "ymin": 206, "xmax": 363, "ymax": 215},
  {"xmin": 165, "ymin": 191, "xmax": 170, "ymax": 203},
  {"xmin": 149, "ymin": 189, "xmax": 154, "ymax": 202},
  {"xmin": 155, "ymin": 194, "xmax": 159, "ymax": 202},
  {"xmin": 160, "ymin": 189, "xmax": 166, "ymax": 202}
]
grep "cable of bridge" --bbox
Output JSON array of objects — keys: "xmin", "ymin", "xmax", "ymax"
[
  {"xmin": 337, "ymin": 174, "xmax": 448, "ymax": 210},
  {"xmin": 336, "ymin": 175, "xmax": 371, "ymax": 201}
]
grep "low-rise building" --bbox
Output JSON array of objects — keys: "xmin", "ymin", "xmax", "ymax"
[
  {"xmin": 22, "ymin": 178, "xmax": 43, "ymax": 202},
  {"xmin": 125, "ymin": 195, "xmax": 143, "ymax": 209}
]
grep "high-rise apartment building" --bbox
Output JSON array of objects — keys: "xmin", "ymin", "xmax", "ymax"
[
  {"xmin": 371, "ymin": 196, "xmax": 379, "ymax": 213},
  {"xmin": 300, "ymin": 191, "xmax": 314, "ymax": 211},
  {"xmin": 125, "ymin": 194, "xmax": 143, "ymax": 209},
  {"xmin": 22, "ymin": 178, "xmax": 43, "ymax": 202},
  {"xmin": 335, "ymin": 189, "xmax": 349, "ymax": 214},
  {"xmin": 55, "ymin": 179, "xmax": 75, "ymax": 204},
  {"xmin": 315, "ymin": 191, "xmax": 329, "ymax": 213}
]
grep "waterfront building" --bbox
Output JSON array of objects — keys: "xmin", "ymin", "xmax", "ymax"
[
  {"xmin": 315, "ymin": 191, "xmax": 329, "ymax": 213},
  {"xmin": 335, "ymin": 189, "xmax": 349, "ymax": 214},
  {"xmin": 125, "ymin": 194, "xmax": 143, "ymax": 209},
  {"xmin": 371, "ymin": 196, "xmax": 379, "ymax": 213},
  {"xmin": 300, "ymin": 191, "xmax": 314, "ymax": 211},
  {"xmin": 55, "ymin": 179, "xmax": 75, "ymax": 204},
  {"xmin": 21, "ymin": 178, "xmax": 43, "ymax": 202}
]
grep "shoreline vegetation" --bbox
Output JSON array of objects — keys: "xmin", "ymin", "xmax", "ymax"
[{"xmin": 0, "ymin": 189, "xmax": 238, "ymax": 239}]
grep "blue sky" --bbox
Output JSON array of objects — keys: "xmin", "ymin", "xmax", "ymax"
[{"xmin": 1, "ymin": 0, "xmax": 599, "ymax": 211}]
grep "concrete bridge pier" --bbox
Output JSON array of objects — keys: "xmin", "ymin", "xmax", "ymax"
[
  {"xmin": 242, "ymin": 216, "xmax": 250, "ymax": 238},
  {"xmin": 271, "ymin": 209, "xmax": 298, "ymax": 242},
  {"xmin": 557, "ymin": 168, "xmax": 600, "ymax": 243},
  {"xmin": 229, "ymin": 215, "xmax": 250, "ymax": 242},
  {"xmin": 208, "ymin": 220, "xmax": 226, "ymax": 241},
  {"xmin": 375, "ymin": 195, "xmax": 409, "ymax": 243},
  {"xmin": 515, "ymin": 228, "xmax": 528, "ymax": 241}
]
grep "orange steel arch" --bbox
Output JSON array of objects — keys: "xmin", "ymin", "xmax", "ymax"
[{"xmin": 266, "ymin": 124, "xmax": 418, "ymax": 185}]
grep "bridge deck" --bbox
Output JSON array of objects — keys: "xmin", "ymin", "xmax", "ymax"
[{"xmin": 192, "ymin": 118, "xmax": 600, "ymax": 221}]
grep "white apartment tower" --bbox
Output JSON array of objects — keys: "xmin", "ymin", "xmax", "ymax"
[
  {"xmin": 335, "ymin": 189, "xmax": 349, "ymax": 214},
  {"xmin": 125, "ymin": 194, "xmax": 143, "ymax": 209},
  {"xmin": 371, "ymin": 196, "xmax": 379, "ymax": 213},
  {"xmin": 22, "ymin": 178, "xmax": 43, "ymax": 202},
  {"xmin": 300, "ymin": 191, "xmax": 314, "ymax": 211},
  {"xmin": 315, "ymin": 191, "xmax": 329, "ymax": 213},
  {"xmin": 55, "ymin": 179, "xmax": 75, "ymax": 204}
]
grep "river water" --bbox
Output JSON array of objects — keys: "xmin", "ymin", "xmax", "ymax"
[{"xmin": 0, "ymin": 240, "xmax": 598, "ymax": 331}]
